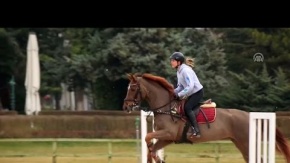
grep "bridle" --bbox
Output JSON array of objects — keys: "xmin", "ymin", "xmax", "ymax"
[
  {"xmin": 123, "ymin": 78, "xmax": 175, "ymax": 112},
  {"xmin": 123, "ymin": 82, "xmax": 143, "ymax": 110}
]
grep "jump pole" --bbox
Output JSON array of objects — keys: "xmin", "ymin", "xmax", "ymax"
[
  {"xmin": 249, "ymin": 112, "xmax": 276, "ymax": 163},
  {"xmin": 141, "ymin": 110, "xmax": 164, "ymax": 163}
]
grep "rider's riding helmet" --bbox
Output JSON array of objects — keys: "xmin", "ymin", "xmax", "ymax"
[{"xmin": 169, "ymin": 52, "xmax": 185, "ymax": 63}]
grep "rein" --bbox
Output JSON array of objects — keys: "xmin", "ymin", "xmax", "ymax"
[{"xmin": 124, "ymin": 78, "xmax": 182, "ymax": 122}]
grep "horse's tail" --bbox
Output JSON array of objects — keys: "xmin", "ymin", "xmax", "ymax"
[{"xmin": 276, "ymin": 128, "xmax": 290, "ymax": 163}]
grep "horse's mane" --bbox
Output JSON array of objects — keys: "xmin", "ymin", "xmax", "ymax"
[{"xmin": 135, "ymin": 73, "xmax": 174, "ymax": 96}]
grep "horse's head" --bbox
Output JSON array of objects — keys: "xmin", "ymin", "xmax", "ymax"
[
  {"xmin": 123, "ymin": 73, "xmax": 176, "ymax": 113},
  {"xmin": 123, "ymin": 73, "xmax": 143, "ymax": 113}
]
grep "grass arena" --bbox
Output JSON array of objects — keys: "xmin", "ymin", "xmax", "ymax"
[{"xmin": 0, "ymin": 139, "xmax": 287, "ymax": 163}]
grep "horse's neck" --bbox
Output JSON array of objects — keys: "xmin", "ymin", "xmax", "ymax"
[{"xmin": 141, "ymin": 79, "xmax": 170, "ymax": 110}]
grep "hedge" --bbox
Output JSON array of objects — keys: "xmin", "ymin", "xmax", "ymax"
[{"xmin": 0, "ymin": 110, "xmax": 289, "ymax": 138}]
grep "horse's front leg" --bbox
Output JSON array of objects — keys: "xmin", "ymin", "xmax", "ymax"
[
  {"xmin": 145, "ymin": 130, "xmax": 173, "ymax": 163},
  {"xmin": 150, "ymin": 140, "xmax": 172, "ymax": 163}
]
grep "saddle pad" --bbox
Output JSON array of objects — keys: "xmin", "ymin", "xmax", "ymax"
[{"xmin": 196, "ymin": 107, "xmax": 216, "ymax": 123}]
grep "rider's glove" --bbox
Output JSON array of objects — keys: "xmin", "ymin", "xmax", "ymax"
[{"xmin": 173, "ymin": 93, "xmax": 179, "ymax": 100}]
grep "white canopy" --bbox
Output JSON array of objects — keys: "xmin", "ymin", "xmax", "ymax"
[{"xmin": 25, "ymin": 32, "xmax": 41, "ymax": 115}]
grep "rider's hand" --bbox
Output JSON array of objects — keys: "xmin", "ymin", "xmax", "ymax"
[
  {"xmin": 174, "ymin": 93, "xmax": 179, "ymax": 100},
  {"xmin": 173, "ymin": 93, "xmax": 179, "ymax": 100}
]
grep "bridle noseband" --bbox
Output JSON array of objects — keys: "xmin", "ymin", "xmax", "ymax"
[{"xmin": 124, "ymin": 82, "xmax": 142, "ymax": 109}]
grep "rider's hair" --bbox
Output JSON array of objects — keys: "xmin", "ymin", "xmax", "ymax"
[{"xmin": 185, "ymin": 57, "xmax": 195, "ymax": 68}]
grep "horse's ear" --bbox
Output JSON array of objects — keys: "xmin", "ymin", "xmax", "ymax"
[
  {"xmin": 126, "ymin": 73, "xmax": 136, "ymax": 82},
  {"xmin": 127, "ymin": 73, "xmax": 132, "ymax": 80},
  {"xmin": 132, "ymin": 74, "xmax": 138, "ymax": 82}
]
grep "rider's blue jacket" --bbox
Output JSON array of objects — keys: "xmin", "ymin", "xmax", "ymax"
[{"xmin": 174, "ymin": 64, "xmax": 203, "ymax": 98}]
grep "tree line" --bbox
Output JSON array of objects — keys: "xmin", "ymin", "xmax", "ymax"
[{"xmin": 0, "ymin": 28, "xmax": 289, "ymax": 112}]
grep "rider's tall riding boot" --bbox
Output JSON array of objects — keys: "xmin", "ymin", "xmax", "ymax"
[
  {"xmin": 187, "ymin": 110, "xmax": 201, "ymax": 138},
  {"xmin": 192, "ymin": 114, "xmax": 200, "ymax": 137}
]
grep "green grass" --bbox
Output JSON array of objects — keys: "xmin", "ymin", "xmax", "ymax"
[{"xmin": 0, "ymin": 139, "xmax": 287, "ymax": 163}]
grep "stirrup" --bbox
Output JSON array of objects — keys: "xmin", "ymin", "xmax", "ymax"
[
  {"xmin": 190, "ymin": 132, "xmax": 201, "ymax": 138},
  {"xmin": 190, "ymin": 127, "xmax": 201, "ymax": 138},
  {"xmin": 192, "ymin": 132, "xmax": 201, "ymax": 138}
]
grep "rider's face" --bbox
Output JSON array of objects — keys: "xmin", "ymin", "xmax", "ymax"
[{"xmin": 170, "ymin": 59, "xmax": 178, "ymax": 68}]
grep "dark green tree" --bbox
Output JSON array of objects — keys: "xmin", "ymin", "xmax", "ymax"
[
  {"xmin": 270, "ymin": 67, "xmax": 290, "ymax": 111},
  {"xmin": 218, "ymin": 64, "xmax": 288, "ymax": 111},
  {"xmin": 173, "ymin": 28, "xmax": 229, "ymax": 102},
  {"xmin": 0, "ymin": 28, "xmax": 25, "ymax": 111},
  {"xmin": 86, "ymin": 28, "xmax": 182, "ymax": 109},
  {"xmin": 212, "ymin": 28, "xmax": 257, "ymax": 74},
  {"xmin": 251, "ymin": 28, "xmax": 290, "ymax": 78}
]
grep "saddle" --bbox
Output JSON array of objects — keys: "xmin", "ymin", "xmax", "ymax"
[
  {"xmin": 172, "ymin": 98, "xmax": 217, "ymax": 144},
  {"xmin": 174, "ymin": 98, "xmax": 216, "ymax": 118}
]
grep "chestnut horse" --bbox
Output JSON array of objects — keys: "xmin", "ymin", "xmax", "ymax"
[{"xmin": 122, "ymin": 73, "xmax": 290, "ymax": 163}]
